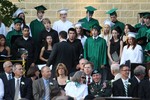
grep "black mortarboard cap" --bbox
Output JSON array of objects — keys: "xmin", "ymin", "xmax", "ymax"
[{"xmin": 34, "ymin": 5, "xmax": 47, "ymax": 11}]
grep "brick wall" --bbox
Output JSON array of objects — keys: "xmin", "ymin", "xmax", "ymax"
[{"xmin": 9, "ymin": 0, "xmax": 150, "ymax": 27}]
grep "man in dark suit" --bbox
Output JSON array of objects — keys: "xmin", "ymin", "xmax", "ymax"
[
  {"xmin": 112, "ymin": 64, "xmax": 135, "ymax": 97},
  {"xmin": 0, "ymin": 61, "xmax": 13, "ymax": 99},
  {"xmin": 131, "ymin": 65, "xmax": 146, "ymax": 97},
  {"xmin": 32, "ymin": 66, "xmax": 58, "ymax": 100},
  {"xmin": 5, "ymin": 63, "xmax": 32, "ymax": 100},
  {"xmin": 46, "ymin": 31, "xmax": 77, "ymax": 77},
  {"xmin": 139, "ymin": 69, "xmax": 150, "ymax": 100}
]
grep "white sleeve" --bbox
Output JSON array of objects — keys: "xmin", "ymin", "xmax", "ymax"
[
  {"xmin": 135, "ymin": 45, "xmax": 143, "ymax": 63},
  {"xmin": 0, "ymin": 79, "xmax": 4, "ymax": 99},
  {"xmin": 82, "ymin": 86, "xmax": 88, "ymax": 99},
  {"xmin": 120, "ymin": 46, "xmax": 126, "ymax": 65},
  {"xmin": 52, "ymin": 22, "xmax": 58, "ymax": 32}
]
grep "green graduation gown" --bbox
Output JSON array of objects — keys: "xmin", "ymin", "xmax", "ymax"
[
  {"xmin": 136, "ymin": 25, "xmax": 149, "ymax": 39},
  {"xmin": 134, "ymin": 23, "xmax": 142, "ymax": 31},
  {"xmin": 84, "ymin": 37, "xmax": 107, "ymax": 70},
  {"xmin": 6, "ymin": 29, "xmax": 22, "ymax": 48},
  {"xmin": 111, "ymin": 20, "xmax": 125, "ymax": 35},
  {"xmin": 145, "ymin": 42, "xmax": 150, "ymax": 62},
  {"xmin": 78, "ymin": 17, "xmax": 100, "ymax": 31},
  {"xmin": 30, "ymin": 19, "xmax": 45, "ymax": 45}
]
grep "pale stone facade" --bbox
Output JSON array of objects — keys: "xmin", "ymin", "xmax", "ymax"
[{"xmin": 9, "ymin": 0, "xmax": 150, "ymax": 27}]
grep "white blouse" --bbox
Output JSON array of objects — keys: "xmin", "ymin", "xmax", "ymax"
[{"xmin": 65, "ymin": 81, "xmax": 88, "ymax": 100}]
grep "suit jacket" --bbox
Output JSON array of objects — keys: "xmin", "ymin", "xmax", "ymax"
[
  {"xmin": 139, "ymin": 79, "xmax": 150, "ymax": 100},
  {"xmin": 0, "ymin": 72, "xmax": 13, "ymax": 99},
  {"xmin": 46, "ymin": 41, "xmax": 77, "ymax": 76},
  {"xmin": 5, "ymin": 77, "xmax": 32, "ymax": 100},
  {"xmin": 131, "ymin": 76, "xmax": 140, "ymax": 97},
  {"xmin": 32, "ymin": 78, "xmax": 58, "ymax": 100},
  {"xmin": 112, "ymin": 78, "xmax": 135, "ymax": 97}
]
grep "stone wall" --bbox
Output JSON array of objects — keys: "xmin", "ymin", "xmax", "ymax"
[{"xmin": 10, "ymin": 0, "xmax": 150, "ymax": 26}]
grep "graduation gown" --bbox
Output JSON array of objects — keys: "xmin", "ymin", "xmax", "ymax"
[
  {"xmin": 145, "ymin": 42, "xmax": 150, "ymax": 62},
  {"xmin": 111, "ymin": 20, "xmax": 125, "ymax": 35},
  {"xmin": 78, "ymin": 17, "xmax": 100, "ymax": 31},
  {"xmin": 120, "ymin": 44, "xmax": 143, "ymax": 64},
  {"xmin": 136, "ymin": 25, "xmax": 149, "ymax": 39},
  {"xmin": 84, "ymin": 37, "xmax": 107, "ymax": 70},
  {"xmin": 52, "ymin": 20, "xmax": 73, "ymax": 33},
  {"xmin": 30, "ymin": 19, "xmax": 45, "ymax": 45},
  {"xmin": 6, "ymin": 29, "xmax": 22, "ymax": 48}
]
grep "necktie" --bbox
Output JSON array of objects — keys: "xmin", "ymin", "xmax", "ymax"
[
  {"xmin": 45, "ymin": 80, "xmax": 50, "ymax": 100},
  {"xmin": 124, "ymin": 81, "xmax": 128, "ymax": 96},
  {"xmin": 8, "ymin": 74, "xmax": 11, "ymax": 80},
  {"xmin": 14, "ymin": 79, "xmax": 20, "ymax": 100},
  {"xmin": 88, "ymin": 76, "xmax": 91, "ymax": 84}
]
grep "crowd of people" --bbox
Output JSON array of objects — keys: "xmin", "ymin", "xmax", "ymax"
[{"xmin": 0, "ymin": 4, "xmax": 149, "ymax": 100}]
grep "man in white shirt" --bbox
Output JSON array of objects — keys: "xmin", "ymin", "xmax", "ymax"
[{"xmin": 52, "ymin": 8, "xmax": 73, "ymax": 34}]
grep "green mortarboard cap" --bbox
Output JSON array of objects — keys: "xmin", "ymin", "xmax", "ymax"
[
  {"xmin": 92, "ymin": 24, "xmax": 102, "ymax": 32},
  {"xmin": 106, "ymin": 8, "xmax": 118, "ymax": 16},
  {"xmin": 34, "ymin": 5, "xmax": 47, "ymax": 11},
  {"xmin": 85, "ymin": 6, "xmax": 97, "ymax": 15},
  {"xmin": 143, "ymin": 13, "xmax": 150, "ymax": 18},
  {"xmin": 138, "ymin": 12, "xmax": 150, "ymax": 18},
  {"xmin": 91, "ymin": 69, "xmax": 101, "ymax": 76},
  {"xmin": 13, "ymin": 18, "xmax": 23, "ymax": 24}
]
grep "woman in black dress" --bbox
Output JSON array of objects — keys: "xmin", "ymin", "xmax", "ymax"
[{"xmin": 39, "ymin": 35, "xmax": 52, "ymax": 64}]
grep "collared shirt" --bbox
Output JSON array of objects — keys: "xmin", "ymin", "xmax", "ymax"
[
  {"xmin": 42, "ymin": 78, "xmax": 50, "ymax": 99},
  {"xmin": 5, "ymin": 72, "xmax": 12, "ymax": 80},
  {"xmin": 135, "ymin": 76, "xmax": 140, "ymax": 83},
  {"xmin": 37, "ymin": 18, "xmax": 43, "ymax": 22},
  {"xmin": 14, "ymin": 77, "xmax": 21, "ymax": 99},
  {"xmin": 93, "ymin": 36, "xmax": 99, "ymax": 40},
  {"xmin": 86, "ymin": 75, "xmax": 92, "ymax": 84},
  {"xmin": 121, "ymin": 78, "xmax": 129, "ymax": 86}
]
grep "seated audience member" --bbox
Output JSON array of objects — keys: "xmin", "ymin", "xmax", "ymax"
[
  {"xmin": 88, "ymin": 70, "xmax": 111, "ymax": 97},
  {"xmin": 26, "ymin": 65, "xmax": 40, "ymax": 81},
  {"xmin": 0, "ymin": 78, "xmax": 4, "ymax": 99},
  {"xmin": 32, "ymin": 66, "xmax": 58, "ymax": 100},
  {"xmin": 6, "ymin": 63, "xmax": 32, "ymax": 100},
  {"xmin": 131, "ymin": 65, "xmax": 146, "ymax": 97},
  {"xmin": 65, "ymin": 71, "xmax": 88, "ymax": 100},
  {"xmin": 12, "ymin": 25, "xmax": 36, "ymax": 71},
  {"xmin": 70, "ymin": 58, "xmax": 88, "ymax": 78},
  {"xmin": 0, "ymin": 34, "xmax": 11, "ymax": 58},
  {"xmin": 110, "ymin": 63, "xmax": 121, "ymax": 80},
  {"xmin": 139, "ymin": 69, "xmax": 150, "ymax": 99},
  {"xmin": 120, "ymin": 32, "xmax": 143, "ymax": 64},
  {"xmin": 52, "ymin": 96, "xmax": 74, "ymax": 100},
  {"xmin": 38, "ymin": 18, "xmax": 59, "ymax": 48},
  {"xmin": 55, "ymin": 63, "xmax": 68, "ymax": 90},
  {"xmin": 39, "ymin": 35, "xmax": 53, "ymax": 64},
  {"xmin": 6, "ymin": 18, "xmax": 22, "ymax": 48},
  {"xmin": 0, "ymin": 61, "xmax": 13, "ymax": 99},
  {"xmin": 84, "ymin": 61, "xmax": 94, "ymax": 84},
  {"xmin": 112, "ymin": 64, "xmax": 135, "ymax": 97},
  {"xmin": 50, "ymin": 87, "xmax": 66, "ymax": 99}
]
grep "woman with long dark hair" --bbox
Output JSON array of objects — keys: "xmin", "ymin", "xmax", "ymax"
[{"xmin": 120, "ymin": 32, "xmax": 143, "ymax": 64}]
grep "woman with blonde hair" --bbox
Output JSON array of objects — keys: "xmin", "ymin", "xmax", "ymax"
[
  {"xmin": 55, "ymin": 63, "xmax": 69, "ymax": 90},
  {"xmin": 65, "ymin": 71, "xmax": 88, "ymax": 100},
  {"xmin": 100, "ymin": 19, "xmax": 114, "ymax": 45}
]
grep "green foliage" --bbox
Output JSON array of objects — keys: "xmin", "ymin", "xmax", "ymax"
[{"xmin": 0, "ymin": 0, "xmax": 18, "ymax": 27}]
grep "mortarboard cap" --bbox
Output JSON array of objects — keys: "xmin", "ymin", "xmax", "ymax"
[
  {"xmin": 106, "ymin": 8, "xmax": 118, "ymax": 16},
  {"xmin": 104, "ymin": 19, "xmax": 115, "ymax": 27},
  {"xmin": 92, "ymin": 24, "xmax": 102, "ymax": 32},
  {"xmin": 91, "ymin": 69, "xmax": 101, "ymax": 76},
  {"xmin": 58, "ymin": 8, "xmax": 68, "ymax": 14},
  {"xmin": 85, "ymin": 6, "xmax": 97, "ymax": 15},
  {"xmin": 13, "ymin": 8, "xmax": 24, "ymax": 18},
  {"xmin": 143, "ymin": 13, "xmax": 150, "ymax": 19},
  {"xmin": 34, "ymin": 5, "xmax": 47, "ymax": 11},
  {"xmin": 13, "ymin": 18, "xmax": 23, "ymax": 24},
  {"xmin": 138, "ymin": 12, "xmax": 150, "ymax": 18},
  {"xmin": 128, "ymin": 32, "xmax": 137, "ymax": 38},
  {"xmin": 74, "ymin": 22, "xmax": 84, "ymax": 28}
]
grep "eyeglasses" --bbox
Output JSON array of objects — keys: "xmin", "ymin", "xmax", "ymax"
[{"xmin": 81, "ymin": 76, "xmax": 86, "ymax": 79}]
